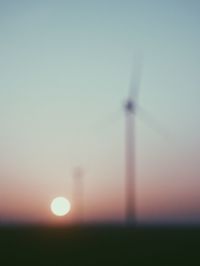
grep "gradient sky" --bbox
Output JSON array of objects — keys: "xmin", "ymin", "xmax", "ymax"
[{"xmin": 0, "ymin": 0, "xmax": 200, "ymax": 224}]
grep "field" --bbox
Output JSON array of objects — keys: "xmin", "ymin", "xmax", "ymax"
[{"xmin": 0, "ymin": 224, "xmax": 199, "ymax": 265}]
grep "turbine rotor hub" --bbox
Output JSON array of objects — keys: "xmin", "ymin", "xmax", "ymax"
[{"xmin": 125, "ymin": 99, "xmax": 135, "ymax": 113}]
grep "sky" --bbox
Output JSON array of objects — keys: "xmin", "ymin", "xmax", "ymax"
[{"xmin": 0, "ymin": 0, "xmax": 200, "ymax": 224}]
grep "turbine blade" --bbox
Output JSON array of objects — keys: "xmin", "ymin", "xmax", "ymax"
[
  {"xmin": 129, "ymin": 53, "xmax": 143, "ymax": 102},
  {"xmin": 92, "ymin": 107, "xmax": 122, "ymax": 132},
  {"xmin": 137, "ymin": 105, "xmax": 172, "ymax": 140}
]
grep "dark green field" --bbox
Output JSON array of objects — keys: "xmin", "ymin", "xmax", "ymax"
[{"xmin": 0, "ymin": 225, "xmax": 199, "ymax": 265}]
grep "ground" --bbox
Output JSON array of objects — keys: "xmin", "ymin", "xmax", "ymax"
[{"xmin": 0, "ymin": 224, "xmax": 199, "ymax": 265}]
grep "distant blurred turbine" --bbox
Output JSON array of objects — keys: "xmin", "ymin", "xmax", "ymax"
[{"xmin": 73, "ymin": 167, "xmax": 84, "ymax": 224}]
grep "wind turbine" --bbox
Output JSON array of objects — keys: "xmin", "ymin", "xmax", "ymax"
[
  {"xmin": 123, "ymin": 58, "xmax": 169, "ymax": 224},
  {"xmin": 124, "ymin": 58, "xmax": 141, "ymax": 224},
  {"xmin": 93, "ymin": 59, "xmax": 142, "ymax": 224},
  {"xmin": 87, "ymin": 56, "xmax": 167, "ymax": 225},
  {"xmin": 73, "ymin": 166, "xmax": 84, "ymax": 224}
]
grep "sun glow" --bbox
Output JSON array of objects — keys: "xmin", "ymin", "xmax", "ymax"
[{"xmin": 50, "ymin": 197, "xmax": 71, "ymax": 216}]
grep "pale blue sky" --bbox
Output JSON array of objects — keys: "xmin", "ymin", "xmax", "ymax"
[{"xmin": 0, "ymin": 0, "xmax": 200, "ymax": 223}]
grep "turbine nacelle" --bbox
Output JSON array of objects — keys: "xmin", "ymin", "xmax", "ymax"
[{"xmin": 124, "ymin": 99, "xmax": 135, "ymax": 113}]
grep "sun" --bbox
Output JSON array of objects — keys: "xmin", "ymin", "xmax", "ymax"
[{"xmin": 50, "ymin": 197, "xmax": 71, "ymax": 216}]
